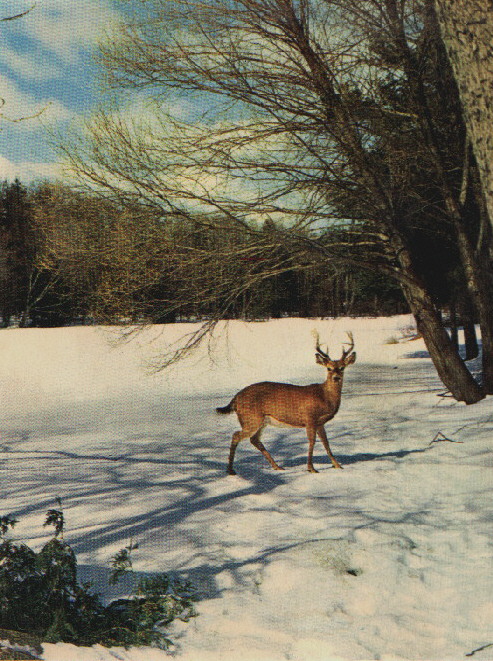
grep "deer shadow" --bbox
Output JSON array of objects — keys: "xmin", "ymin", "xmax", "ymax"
[{"xmin": 279, "ymin": 446, "xmax": 432, "ymax": 470}]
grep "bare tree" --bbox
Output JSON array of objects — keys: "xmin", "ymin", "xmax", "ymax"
[{"xmin": 61, "ymin": 0, "xmax": 487, "ymax": 402}]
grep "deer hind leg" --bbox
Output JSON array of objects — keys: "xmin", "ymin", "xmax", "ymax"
[
  {"xmin": 228, "ymin": 429, "xmax": 250, "ymax": 475},
  {"xmin": 317, "ymin": 425, "xmax": 343, "ymax": 469},
  {"xmin": 250, "ymin": 429, "xmax": 284, "ymax": 471},
  {"xmin": 228, "ymin": 416, "xmax": 264, "ymax": 475}
]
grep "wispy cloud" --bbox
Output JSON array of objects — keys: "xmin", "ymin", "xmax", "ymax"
[
  {"xmin": 0, "ymin": 44, "xmax": 61, "ymax": 82},
  {"xmin": 0, "ymin": 1, "xmax": 121, "ymax": 103},
  {"xmin": 20, "ymin": 0, "xmax": 120, "ymax": 64},
  {"xmin": 0, "ymin": 1, "xmax": 120, "ymax": 69},
  {"xmin": 0, "ymin": 73, "xmax": 74, "ymax": 127},
  {"xmin": 0, "ymin": 0, "xmax": 121, "ymax": 180},
  {"xmin": 0, "ymin": 153, "xmax": 63, "ymax": 182}
]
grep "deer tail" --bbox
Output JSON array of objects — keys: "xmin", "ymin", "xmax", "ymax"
[{"xmin": 216, "ymin": 398, "xmax": 236, "ymax": 414}]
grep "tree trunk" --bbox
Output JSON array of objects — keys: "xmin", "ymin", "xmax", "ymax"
[
  {"xmin": 463, "ymin": 317, "xmax": 479, "ymax": 362},
  {"xmin": 453, "ymin": 222, "xmax": 493, "ymax": 392},
  {"xmin": 403, "ymin": 281, "xmax": 484, "ymax": 404},
  {"xmin": 449, "ymin": 300, "xmax": 459, "ymax": 351},
  {"xmin": 457, "ymin": 287, "xmax": 479, "ymax": 360},
  {"xmin": 434, "ymin": 0, "xmax": 493, "ymax": 230},
  {"xmin": 397, "ymin": 3, "xmax": 493, "ymax": 391}
]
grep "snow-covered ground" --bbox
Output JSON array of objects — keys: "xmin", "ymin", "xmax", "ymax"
[{"xmin": 1, "ymin": 315, "xmax": 492, "ymax": 661}]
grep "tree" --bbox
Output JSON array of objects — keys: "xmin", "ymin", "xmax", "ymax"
[
  {"xmin": 32, "ymin": 182, "xmax": 170, "ymax": 324},
  {"xmin": 0, "ymin": 180, "xmax": 78, "ymax": 327},
  {"xmin": 0, "ymin": 179, "xmax": 35, "ymax": 326},
  {"xmin": 433, "ymin": 0, "xmax": 493, "ymax": 234},
  {"xmin": 61, "ymin": 0, "xmax": 488, "ymax": 402}
]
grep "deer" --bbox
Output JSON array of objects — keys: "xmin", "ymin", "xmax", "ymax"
[{"xmin": 216, "ymin": 332, "xmax": 356, "ymax": 475}]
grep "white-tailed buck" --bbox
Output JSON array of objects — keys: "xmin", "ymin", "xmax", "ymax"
[{"xmin": 217, "ymin": 332, "xmax": 356, "ymax": 475}]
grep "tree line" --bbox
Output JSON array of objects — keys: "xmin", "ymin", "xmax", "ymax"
[{"xmin": 0, "ymin": 178, "xmax": 407, "ymax": 328}]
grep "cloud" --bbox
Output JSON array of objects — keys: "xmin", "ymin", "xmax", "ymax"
[
  {"xmin": 0, "ymin": 1, "xmax": 122, "ymax": 182},
  {"xmin": 0, "ymin": 44, "xmax": 61, "ymax": 82},
  {"xmin": 0, "ymin": 153, "xmax": 63, "ymax": 182},
  {"xmin": 0, "ymin": 73, "xmax": 74, "ymax": 128},
  {"xmin": 0, "ymin": 0, "xmax": 120, "ymax": 79},
  {"xmin": 26, "ymin": 0, "xmax": 120, "ymax": 62}
]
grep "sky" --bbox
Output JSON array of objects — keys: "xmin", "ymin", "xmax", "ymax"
[{"xmin": 0, "ymin": 0, "xmax": 121, "ymax": 182}]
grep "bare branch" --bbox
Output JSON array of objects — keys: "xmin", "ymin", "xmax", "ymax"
[{"xmin": 1, "ymin": 4, "xmax": 36, "ymax": 22}]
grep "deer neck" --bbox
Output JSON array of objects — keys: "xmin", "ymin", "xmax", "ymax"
[{"xmin": 322, "ymin": 377, "xmax": 343, "ymax": 410}]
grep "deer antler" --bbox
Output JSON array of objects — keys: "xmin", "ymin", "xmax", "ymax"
[
  {"xmin": 312, "ymin": 329, "xmax": 331, "ymax": 361},
  {"xmin": 341, "ymin": 331, "xmax": 354, "ymax": 360}
]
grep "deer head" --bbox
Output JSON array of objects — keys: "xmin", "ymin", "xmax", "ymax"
[{"xmin": 314, "ymin": 331, "xmax": 356, "ymax": 384}]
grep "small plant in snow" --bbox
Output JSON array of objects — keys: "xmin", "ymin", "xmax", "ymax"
[
  {"xmin": 399, "ymin": 324, "xmax": 421, "ymax": 341},
  {"xmin": 109, "ymin": 539, "xmax": 139, "ymax": 585},
  {"xmin": 385, "ymin": 324, "xmax": 420, "ymax": 345},
  {"xmin": 0, "ymin": 502, "xmax": 197, "ymax": 649},
  {"xmin": 43, "ymin": 496, "xmax": 65, "ymax": 538}
]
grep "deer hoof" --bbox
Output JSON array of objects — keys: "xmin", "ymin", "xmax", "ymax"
[
  {"xmin": 308, "ymin": 466, "xmax": 319, "ymax": 473},
  {"xmin": 227, "ymin": 468, "xmax": 237, "ymax": 476}
]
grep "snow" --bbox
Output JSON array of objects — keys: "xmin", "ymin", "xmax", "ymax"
[{"xmin": 0, "ymin": 315, "xmax": 492, "ymax": 661}]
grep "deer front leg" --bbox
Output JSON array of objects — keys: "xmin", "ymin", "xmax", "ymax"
[
  {"xmin": 306, "ymin": 425, "xmax": 318, "ymax": 473},
  {"xmin": 317, "ymin": 425, "xmax": 343, "ymax": 469}
]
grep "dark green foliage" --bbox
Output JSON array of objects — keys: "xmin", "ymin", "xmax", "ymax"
[
  {"xmin": 103, "ymin": 574, "xmax": 196, "ymax": 648},
  {"xmin": 109, "ymin": 540, "xmax": 139, "ymax": 585},
  {"xmin": 44, "ymin": 504, "xmax": 65, "ymax": 539},
  {"xmin": 0, "ymin": 511, "xmax": 196, "ymax": 649},
  {"xmin": 0, "ymin": 516, "xmax": 18, "ymax": 536}
]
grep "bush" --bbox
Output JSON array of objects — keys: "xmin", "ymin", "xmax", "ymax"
[{"xmin": 0, "ymin": 509, "xmax": 196, "ymax": 648}]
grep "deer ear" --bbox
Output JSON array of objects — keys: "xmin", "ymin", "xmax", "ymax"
[
  {"xmin": 344, "ymin": 352, "xmax": 356, "ymax": 366},
  {"xmin": 315, "ymin": 353, "xmax": 327, "ymax": 366}
]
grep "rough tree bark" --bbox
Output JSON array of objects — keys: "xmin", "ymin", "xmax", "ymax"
[
  {"xmin": 434, "ymin": 0, "xmax": 493, "ymax": 230},
  {"xmin": 393, "ymin": 236, "xmax": 483, "ymax": 404},
  {"xmin": 403, "ymin": 282, "xmax": 482, "ymax": 404}
]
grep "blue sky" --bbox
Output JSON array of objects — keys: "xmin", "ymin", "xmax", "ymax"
[{"xmin": 0, "ymin": 0, "xmax": 120, "ymax": 182}]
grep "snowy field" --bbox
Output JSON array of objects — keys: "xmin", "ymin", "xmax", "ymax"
[{"xmin": 1, "ymin": 315, "xmax": 492, "ymax": 661}]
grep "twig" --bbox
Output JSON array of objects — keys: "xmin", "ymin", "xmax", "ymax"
[
  {"xmin": 1, "ymin": 5, "xmax": 36, "ymax": 22},
  {"xmin": 466, "ymin": 642, "xmax": 493, "ymax": 657},
  {"xmin": 0, "ymin": 102, "xmax": 51, "ymax": 124},
  {"xmin": 437, "ymin": 390, "xmax": 455, "ymax": 398},
  {"xmin": 429, "ymin": 431, "xmax": 463, "ymax": 445}
]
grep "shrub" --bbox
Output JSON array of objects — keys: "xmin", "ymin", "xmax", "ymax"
[{"xmin": 0, "ymin": 507, "xmax": 196, "ymax": 648}]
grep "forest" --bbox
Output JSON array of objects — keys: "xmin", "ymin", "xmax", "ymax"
[{"xmin": 0, "ymin": 178, "xmax": 407, "ymax": 327}]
